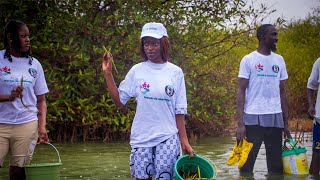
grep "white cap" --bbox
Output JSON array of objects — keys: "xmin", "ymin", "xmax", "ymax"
[{"xmin": 140, "ymin": 22, "xmax": 168, "ymax": 39}]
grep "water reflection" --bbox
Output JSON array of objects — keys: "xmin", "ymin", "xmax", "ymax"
[{"xmin": 0, "ymin": 134, "xmax": 315, "ymax": 179}]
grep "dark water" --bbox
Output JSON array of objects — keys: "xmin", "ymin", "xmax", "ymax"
[{"xmin": 0, "ymin": 133, "xmax": 317, "ymax": 179}]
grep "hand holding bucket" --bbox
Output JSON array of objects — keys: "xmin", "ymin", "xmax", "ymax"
[
  {"xmin": 174, "ymin": 154, "xmax": 217, "ymax": 180},
  {"xmin": 24, "ymin": 143, "xmax": 62, "ymax": 180}
]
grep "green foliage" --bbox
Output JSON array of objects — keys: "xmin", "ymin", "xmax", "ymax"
[
  {"xmin": 277, "ymin": 10, "xmax": 320, "ymax": 118},
  {"xmin": 0, "ymin": 0, "xmax": 302, "ymax": 141}
]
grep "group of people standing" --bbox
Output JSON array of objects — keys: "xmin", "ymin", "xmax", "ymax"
[{"xmin": 0, "ymin": 19, "xmax": 319, "ymax": 180}]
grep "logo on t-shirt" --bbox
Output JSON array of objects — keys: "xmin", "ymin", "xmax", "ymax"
[
  {"xmin": 255, "ymin": 63, "xmax": 263, "ymax": 72},
  {"xmin": 272, "ymin": 65, "xmax": 279, "ymax": 73},
  {"xmin": 0, "ymin": 66, "xmax": 11, "ymax": 76},
  {"xmin": 28, "ymin": 68, "xmax": 37, "ymax": 78},
  {"xmin": 140, "ymin": 82, "xmax": 150, "ymax": 94},
  {"xmin": 165, "ymin": 85, "xmax": 175, "ymax": 97}
]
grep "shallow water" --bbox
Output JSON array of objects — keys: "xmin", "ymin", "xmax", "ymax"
[{"xmin": 0, "ymin": 133, "xmax": 317, "ymax": 179}]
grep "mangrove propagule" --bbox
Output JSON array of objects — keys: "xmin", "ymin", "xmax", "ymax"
[
  {"xmin": 179, "ymin": 165, "xmax": 215, "ymax": 180},
  {"xmin": 102, "ymin": 45, "xmax": 118, "ymax": 74},
  {"xmin": 20, "ymin": 76, "xmax": 29, "ymax": 109}
]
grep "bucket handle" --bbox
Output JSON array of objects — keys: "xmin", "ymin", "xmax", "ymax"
[
  {"xmin": 283, "ymin": 138, "xmax": 297, "ymax": 150},
  {"xmin": 46, "ymin": 143, "xmax": 61, "ymax": 163}
]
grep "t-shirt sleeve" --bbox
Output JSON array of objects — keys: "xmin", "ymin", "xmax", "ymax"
[
  {"xmin": 307, "ymin": 58, "xmax": 320, "ymax": 90},
  {"xmin": 175, "ymin": 70, "xmax": 187, "ymax": 115},
  {"xmin": 118, "ymin": 67, "xmax": 137, "ymax": 105},
  {"xmin": 34, "ymin": 62, "xmax": 49, "ymax": 95},
  {"xmin": 238, "ymin": 56, "xmax": 250, "ymax": 79},
  {"xmin": 280, "ymin": 58, "xmax": 288, "ymax": 81}
]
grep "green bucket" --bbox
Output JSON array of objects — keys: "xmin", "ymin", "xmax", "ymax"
[
  {"xmin": 24, "ymin": 143, "xmax": 62, "ymax": 180},
  {"xmin": 174, "ymin": 154, "xmax": 217, "ymax": 180}
]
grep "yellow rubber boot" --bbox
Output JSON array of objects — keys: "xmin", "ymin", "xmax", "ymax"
[
  {"xmin": 238, "ymin": 139, "xmax": 253, "ymax": 168},
  {"xmin": 227, "ymin": 142, "xmax": 241, "ymax": 166}
]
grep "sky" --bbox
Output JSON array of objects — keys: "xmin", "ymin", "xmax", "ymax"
[{"xmin": 249, "ymin": 0, "xmax": 319, "ymax": 23}]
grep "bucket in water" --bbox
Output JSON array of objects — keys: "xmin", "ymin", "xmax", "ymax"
[
  {"xmin": 24, "ymin": 143, "xmax": 62, "ymax": 180},
  {"xmin": 174, "ymin": 154, "xmax": 217, "ymax": 180},
  {"xmin": 282, "ymin": 138, "xmax": 308, "ymax": 174}
]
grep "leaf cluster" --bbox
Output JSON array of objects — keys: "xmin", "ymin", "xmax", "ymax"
[{"xmin": 0, "ymin": 0, "xmax": 290, "ymax": 141}]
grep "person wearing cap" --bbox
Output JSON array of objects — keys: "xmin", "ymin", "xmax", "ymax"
[{"xmin": 102, "ymin": 22, "xmax": 194, "ymax": 179}]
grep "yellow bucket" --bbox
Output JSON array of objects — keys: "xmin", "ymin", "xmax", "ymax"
[{"xmin": 282, "ymin": 138, "xmax": 308, "ymax": 174}]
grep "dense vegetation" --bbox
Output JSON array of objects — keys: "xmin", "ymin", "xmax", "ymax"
[{"xmin": 0, "ymin": 0, "xmax": 319, "ymax": 142}]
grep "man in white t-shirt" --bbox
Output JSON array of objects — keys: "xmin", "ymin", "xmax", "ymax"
[
  {"xmin": 307, "ymin": 57, "xmax": 320, "ymax": 175},
  {"xmin": 236, "ymin": 24, "xmax": 291, "ymax": 175}
]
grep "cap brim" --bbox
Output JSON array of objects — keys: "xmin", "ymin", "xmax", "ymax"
[{"xmin": 140, "ymin": 33, "xmax": 163, "ymax": 39}]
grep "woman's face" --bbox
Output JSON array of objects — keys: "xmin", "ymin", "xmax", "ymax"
[
  {"xmin": 18, "ymin": 25, "xmax": 30, "ymax": 53},
  {"xmin": 143, "ymin": 37, "xmax": 163, "ymax": 64}
]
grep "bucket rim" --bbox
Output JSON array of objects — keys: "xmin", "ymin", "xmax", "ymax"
[
  {"xmin": 174, "ymin": 154, "xmax": 217, "ymax": 179},
  {"xmin": 282, "ymin": 147, "xmax": 307, "ymax": 156},
  {"xmin": 24, "ymin": 162, "xmax": 62, "ymax": 168}
]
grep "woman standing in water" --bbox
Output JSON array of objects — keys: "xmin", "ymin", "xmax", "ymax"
[
  {"xmin": 102, "ymin": 22, "xmax": 194, "ymax": 179},
  {"xmin": 0, "ymin": 20, "xmax": 49, "ymax": 180}
]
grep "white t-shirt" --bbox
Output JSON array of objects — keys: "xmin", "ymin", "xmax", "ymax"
[
  {"xmin": 238, "ymin": 51, "xmax": 288, "ymax": 114},
  {"xmin": 0, "ymin": 50, "xmax": 49, "ymax": 124},
  {"xmin": 119, "ymin": 60, "xmax": 187, "ymax": 148},
  {"xmin": 307, "ymin": 58, "xmax": 320, "ymax": 121}
]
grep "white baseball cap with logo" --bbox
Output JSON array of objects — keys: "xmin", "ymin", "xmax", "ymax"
[{"xmin": 140, "ymin": 22, "xmax": 168, "ymax": 39}]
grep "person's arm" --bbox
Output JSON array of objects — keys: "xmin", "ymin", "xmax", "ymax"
[
  {"xmin": 0, "ymin": 86, "xmax": 23, "ymax": 102},
  {"xmin": 236, "ymin": 78, "xmax": 248, "ymax": 140},
  {"xmin": 176, "ymin": 114, "xmax": 194, "ymax": 157},
  {"xmin": 280, "ymin": 80, "xmax": 291, "ymax": 138},
  {"xmin": 307, "ymin": 59, "xmax": 320, "ymax": 119},
  {"xmin": 0, "ymin": 94, "xmax": 12, "ymax": 102},
  {"xmin": 102, "ymin": 52, "xmax": 123, "ymax": 107},
  {"xmin": 37, "ymin": 94, "xmax": 49, "ymax": 144},
  {"xmin": 307, "ymin": 88, "xmax": 316, "ymax": 119}
]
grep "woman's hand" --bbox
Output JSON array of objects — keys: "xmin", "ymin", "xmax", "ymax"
[
  {"xmin": 181, "ymin": 141, "xmax": 195, "ymax": 158},
  {"xmin": 9, "ymin": 86, "xmax": 23, "ymax": 101},
  {"xmin": 102, "ymin": 52, "xmax": 113, "ymax": 73},
  {"xmin": 38, "ymin": 127, "xmax": 49, "ymax": 144}
]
